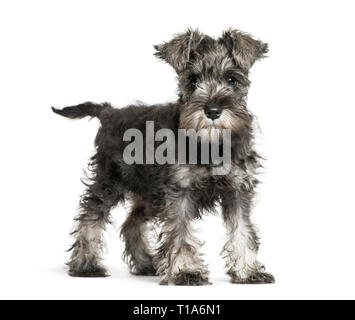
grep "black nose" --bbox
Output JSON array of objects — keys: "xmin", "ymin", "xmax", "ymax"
[{"xmin": 205, "ymin": 103, "xmax": 222, "ymax": 120}]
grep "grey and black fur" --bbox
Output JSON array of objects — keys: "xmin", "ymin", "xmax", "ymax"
[{"xmin": 52, "ymin": 28, "xmax": 274, "ymax": 285}]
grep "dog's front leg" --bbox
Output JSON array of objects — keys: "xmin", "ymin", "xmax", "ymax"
[
  {"xmin": 222, "ymin": 194, "xmax": 274, "ymax": 284},
  {"xmin": 153, "ymin": 195, "xmax": 210, "ymax": 286}
]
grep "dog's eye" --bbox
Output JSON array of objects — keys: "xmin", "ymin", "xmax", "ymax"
[
  {"xmin": 189, "ymin": 75, "xmax": 199, "ymax": 89},
  {"xmin": 226, "ymin": 76, "xmax": 237, "ymax": 86}
]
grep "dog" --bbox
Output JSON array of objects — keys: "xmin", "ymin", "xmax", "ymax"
[{"xmin": 52, "ymin": 28, "xmax": 274, "ymax": 285}]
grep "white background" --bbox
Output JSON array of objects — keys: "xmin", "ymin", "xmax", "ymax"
[{"xmin": 0, "ymin": 0, "xmax": 354, "ymax": 300}]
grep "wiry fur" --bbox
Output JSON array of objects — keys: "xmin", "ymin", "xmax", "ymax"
[
  {"xmin": 52, "ymin": 28, "xmax": 274, "ymax": 285},
  {"xmin": 121, "ymin": 197, "xmax": 156, "ymax": 275}
]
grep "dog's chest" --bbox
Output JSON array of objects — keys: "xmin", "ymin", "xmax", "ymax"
[
  {"xmin": 172, "ymin": 163, "xmax": 254, "ymax": 195},
  {"xmin": 172, "ymin": 165, "xmax": 236, "ymax": 209},
  {"xmin": 172, "ymin": 165, "xmax": 233, "ymax": 194},
  {"xmin": 173, "ymin": 165, "xmax": 209, "ymax": 189}
]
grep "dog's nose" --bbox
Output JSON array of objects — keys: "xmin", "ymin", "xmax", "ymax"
[{"xmin": 205, "ymin": 103, "xmax": 222, "ymax": 120}]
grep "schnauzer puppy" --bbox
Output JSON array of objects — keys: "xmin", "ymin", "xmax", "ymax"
[{"xmin": 52, "ymin": 28, "xmax": 274, "ymax": 285}]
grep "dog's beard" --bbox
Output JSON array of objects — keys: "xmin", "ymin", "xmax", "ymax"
[
  {"xmin": 179, "ymin": 82, "xmax": 253, "ymax": 139},
  {"xmin": 179, "ymin": 104, "xmax": 252, "ymax": 140}
]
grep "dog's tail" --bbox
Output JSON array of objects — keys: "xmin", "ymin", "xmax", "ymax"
[{"xmin": 51, "ymin": 102, "xmax": 111, "ymax": 120}]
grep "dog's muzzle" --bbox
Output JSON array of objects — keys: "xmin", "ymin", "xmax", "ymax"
[{"xmin": 204, "ymin": 103, "xmax": 222, "ymax": 120}]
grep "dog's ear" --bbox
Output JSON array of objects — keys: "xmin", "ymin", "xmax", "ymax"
[
  {"xmin": 219, "ymin": 29, "xmax": 268, "ymax": 71},
  {"xmin": 154, "ymin": 29, "xmax": 209, "ymax": 73}
]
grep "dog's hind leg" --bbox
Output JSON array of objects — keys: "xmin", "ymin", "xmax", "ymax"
[
  {"xmin": 67, "ymin": 167, "xmax": 122, "ymax": 277},
  {"xmin": 121, "ymin": 199, "xmax": 157, "ymax": 276}
]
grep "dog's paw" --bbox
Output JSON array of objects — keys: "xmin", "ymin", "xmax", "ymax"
[
  {"xmin": 68, "ymin": 265, "xmax": 110, "ymax": 278},
  {"xmin": 163, "ymin": 271, "xmax": 211, "ymax": 286},
  {"xmin": 230, "ymin": 271, "xmax": 275, "ymax": 284},
  {"xmin": 131, "ymin": 266, "xmax": 157, "ymax": 276}
]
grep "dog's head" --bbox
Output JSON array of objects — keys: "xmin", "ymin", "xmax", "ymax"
[{"xmin": 154, "ymin": 28, "xmax": 268, "ymax": 138}]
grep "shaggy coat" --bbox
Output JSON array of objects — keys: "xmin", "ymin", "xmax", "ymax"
[{"xmin": 52, "ymin": 28, "xmax": 274, "ymax": 285}]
